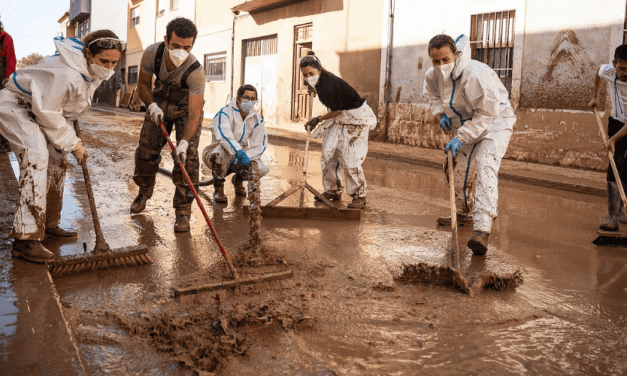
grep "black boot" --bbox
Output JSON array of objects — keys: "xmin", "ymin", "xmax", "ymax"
[
  {"xmin": 130, "ymin": 193, "xmax": 149, "ymax": 214},
  {"xmin": 600, "ymin": 182, "xmax": 620, "ymax": 231},
  {"xmin": 213, "ymin": 179, "xmax": 228, "ymax": 204},
  {"xmin": 468, "ymin": 231, "xmax": 490, "ymax": 256}
]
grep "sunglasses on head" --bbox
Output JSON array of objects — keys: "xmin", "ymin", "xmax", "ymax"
[{"xmin": 88, "ymin": 37, "xmax": 126, "ymax": 51}]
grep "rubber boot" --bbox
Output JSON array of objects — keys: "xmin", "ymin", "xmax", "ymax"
[
  {"xmin": 12, "ymin": 240, "xmax": 56, "ymax": 263},
  {"xmin": 174, "ymin": 214, "xmax": 190, "ymax": 232},
  {"xmin": 600, "ymin": 182, "xmax": 620, "ymax": 231},
  {"xmin": 130, "ymin": 193, "xmax": 149, "ymax": 214},
  {"xmin": 45, "ymin": 226, "xmax": 78, "ymax": 238},
  {"xmin": 437, "ymin": 213, "xmax": 474, "ymax": 227},
  {"xmin": 314, "ymin": 191, "xmax": 342, "ymax": 202},
  {"xmin": 232, "ymin": 174, "xmax": 247, "ymax": 197},
  {"xmin": 467, "ymin": 230, "xmax": 490, "ymax": 256},
  {"xmin": 213, "ymin": 179, "xmax": 228, "ymax": 204},
  {"xmin": 347, "ymin": 195, "xmax": 367, "ymax": 209}
]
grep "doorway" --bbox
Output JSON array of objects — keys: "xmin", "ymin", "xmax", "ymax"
[{"xmin": 291, "ymin": 23, "xmax": 313, "ymax": 122}]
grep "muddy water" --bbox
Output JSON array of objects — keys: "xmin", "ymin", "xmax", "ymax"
[{"xmin": 49, "ymin": 110, "xmax": 627, "ymax": 375}]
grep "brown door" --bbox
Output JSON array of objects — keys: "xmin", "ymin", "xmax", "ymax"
[{"xmin": 291, "ymin": 24, "xmax": 313, "ymax": 121}]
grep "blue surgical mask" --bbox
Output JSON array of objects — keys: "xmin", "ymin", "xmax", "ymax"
[{"xmin": 240, "ymin": 100, "xmax": 254, "ymax": 113}]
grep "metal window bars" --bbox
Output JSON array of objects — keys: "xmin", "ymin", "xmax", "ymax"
[
  {"xmin": 204, "ymin": 53, "xmax": 227, "ymax": 82},
  {"xmin": 244, "ymin": 35, "xmax": 278, "ymax": 57},
  {"xmin": 470, "ymin": 10, "xmax": 516, "ymax": 93}
]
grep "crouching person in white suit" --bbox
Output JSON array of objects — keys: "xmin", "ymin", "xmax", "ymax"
[
  {"xmin": 0, "ymin": 31, "xmax": 125, "ymax": 263},
  {"xmin": 202, "ymin": 84, "xmax": 268, "ymax": 204}
]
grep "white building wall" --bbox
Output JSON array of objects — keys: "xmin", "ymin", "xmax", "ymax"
[{"xmin": 91, "ymin": 0, "xmax": 128, "ymax": 41}]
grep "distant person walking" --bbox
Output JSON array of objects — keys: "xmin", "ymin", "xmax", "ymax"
[{"xmin": 0, "ymin": 20, "xmax": 17, "ymax": 153}]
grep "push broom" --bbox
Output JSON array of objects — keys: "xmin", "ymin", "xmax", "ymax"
[
  {"xmin": 148, "ymin": 120, "xmax": 291, "ymax": 297},
  {"xmin": 50, "ymin": 120, "xmax": 152, "ymax": 276}
]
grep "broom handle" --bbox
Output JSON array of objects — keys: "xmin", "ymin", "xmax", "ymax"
[
  {"xmin": 73, "ymin": 120, "xmax": 109, "ymax": 250},
  {"xmin": 157, "ymin": 121, "xmax": 239, "ymax": 279},
  {"xmin": 593, "ymin": 109, "xmax": 627, "ymax": 212},
  {"xmin": 448, "ymin": 150, "xmax": 459, "ymax": 268},
  {"xmin": 299, "ymin": 95, "xmax": 314, "ymax": 207}
]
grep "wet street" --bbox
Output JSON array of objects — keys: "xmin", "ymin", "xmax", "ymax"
[{"xmin": 10, "ymin": 109, "xmax": 627, "ymax": 375}]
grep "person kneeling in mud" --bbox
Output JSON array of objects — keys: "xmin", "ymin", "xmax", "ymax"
[
  {"xmin": 202, "ymin": 84, "xmax": 268, "ymax": 203},
  {"xmin": 590, "ymin": 44, "xmax": 627, "ymax": 231},
  {"xmin": 424, "ymin": 34, "xmax": 516, "ymax": 256},
  {"xmin": 300, "ymin": 52, "xmax": 377, "ymax": 209}
]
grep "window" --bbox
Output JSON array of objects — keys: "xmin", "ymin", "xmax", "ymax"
[
  {"xmin": 157, "ymin": 0, "xmax": 166, "ymax": 16},
  {"xmin": 170, "ymin": 0, "xmax": 178, "ymax": 10},
  {"xmin": 204, "ymin": 52, "xmax": 227, "ymax": 82},
  {"xmin": 128, "ymin": 66, "xmax": 138, "ymax": 85},
  {"xmin": 84, "ymin": 19, "xmax": 90, "ymax": 34},
  {"xmin": 470, "ymin": 10, "xmax": 516, "ymax": 93},
  {"xmin": 131, "ymin": 7, "xmax": 140, "ymax": 27}
]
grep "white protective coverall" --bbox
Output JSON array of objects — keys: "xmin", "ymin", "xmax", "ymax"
[
  {"xmin": 423, "ymin": 35, "xmax": 516, "ymax": 233},
  {"xmin": 311, "ymin": 101, "xmax": 377, "ymax": 198},
  {"xmin": 202, "ymin": 99, "xmax": 269, "ymax": 178},
  {"xmin": 0, "ymin": 37, "xmax": 103, "ymax": 240}
]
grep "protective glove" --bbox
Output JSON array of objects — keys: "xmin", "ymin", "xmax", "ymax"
[
  {"xmin": 147, "ymin": 102, "xmax": 164, "ymax": 125},
  {"xmin": 235, "ymin": 149, "xmax": 251, "ymax": 167},
  {"xmin": 304, "ymin": 116, "xmax": 321, "ymax": 132},
  {"xmin": 444, "ymin": 137, "xmax": 462, "ymax": 158},
  {"xmin": 439, "ymin": 114, "xmax": 452, "ymax": 132},
  {"xmin": 71, "ymin": 141, "xmax": 88, "ymax": 164},
  {"xmin": 176, "ymin": 139, "xmax": 188, "ymax": 165}
]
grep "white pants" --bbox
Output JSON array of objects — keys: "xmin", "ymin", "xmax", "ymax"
[
  {"xmin": 0, "ymin": 90, "xmax": 69, "ymax": 240},
  {"xmin": 202, "ymin": 144, "xmax": 269, "ymax": 180},
  {"xmin": 447, "ymin": 129, "xmax": 512, "ymax": 233}
]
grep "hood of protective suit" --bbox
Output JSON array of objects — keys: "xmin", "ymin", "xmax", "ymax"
[
  {"xmin": 451, "ymin": 34, "xmax": 471, "ymax": 80},
  {"xmin": 50, "ymin": 37, "xmax": 93, "ymax": 79}
]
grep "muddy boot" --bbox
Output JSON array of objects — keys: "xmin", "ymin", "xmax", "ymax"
[
  {"xmin": 45, "ymin": 226, "xmax": 78, "ymax": 238},
  {"xmin": 314, "ymin": 191, "xmax": 342, "ymax": 202},
  {"xmin": 347, "ymin": 195, "xmax": 367, "ymax": 209},
  {"xmin": 12, "ymin": 240, "xmax": 56, "ymax": 263},
  {"xmin": 130, "ymin": 193, "xmax": 149, "ymax": 214},
  {"xmin": 437, "ymin": 213, "xmax": 474, "ymax": 227},
  {"xmin": 467, "ymin": 230, "xmax": 490, "ymax": 256},
  {"xmin": 232, "ymin": 174, "xmax": 247, "ymax": 197},
  {"xmin": 600, "ymin": 182, "xmax": 620, "ymax": 231},
  {"xmin": 174, "ymin": 214, "xmax": 190, "ymax": 232},
  {"xmin": 213, "ymin": 179, "xmax": 228, "ymax": 204}
]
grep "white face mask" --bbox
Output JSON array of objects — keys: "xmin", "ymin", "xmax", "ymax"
[
  {"xmin": 239, "ymin": 99, "xmax": 254, "ymax": 113},
  {"xmin": 90, "ymin": 62, "xmax": 115, "ymax": 81},
  {"xmin": 168, "ymin": 47, "xmax": 189, "ymax": 67},
  {"xmin": 307, "ymin": 74, "xmax": 320, "ymax": 87},
  {"xmin": 436, "ymin": 62, "xmax": 455, "ymax": 79}
]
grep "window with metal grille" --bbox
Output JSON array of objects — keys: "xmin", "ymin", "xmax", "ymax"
[
  {"xmin": 131, "ymin": 7, "xmax": 140, "ymax": 27},
  {"xmin": 204, "ymin": 52, "xmax": 227, "ymax": 82},
  {"xmin": 470, "ymin": 10, "xmax": 516, "ymax": 93},
  {"xmin": 244, "ymin": 35, "xmax": 278, "ymax": 57},
  {"xmin": 128, "ymin": 66, "xmax": 138, "ymax": 85},
  {"xmin": 296, "ymin": 24, "xmax": 313, "ymax": 43}
]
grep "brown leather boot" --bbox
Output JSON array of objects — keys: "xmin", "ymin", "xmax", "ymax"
[
  {"xmin": 45, "ymin": 226, "xmax": 78, "ymax": 238},
  {"xmin": 130, "ymin": 193, "xmax": 149, "ymax": 214},
  {"xmin": 213, "ymin": 180, "xmax": 228, "ymax": 204},
  {"xmin": 12, "ymin": 240, "xmax": 55, "ymax": 263},
  {"xmin": 174, "ymin": 214, "xmax": 190, "ymax": 232}
]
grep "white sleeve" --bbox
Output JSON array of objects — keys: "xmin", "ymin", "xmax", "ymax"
[
  {"xmin": 455, "ymin": 74, "xmax": 501, "ymax": 144},
  {"xmin": 210, "ymin": 107, "xmax": 242, "ymax": 155},
  {"xmin": 18, "ymin": 70, "xmax": 81, "ymax": 152},
  {"xmin": 246, "ymin": 116, "xmax": 267, "ymax": 159},
  {"xmin": 423, "ymin": 70, "xmax": 444, "ymax": 118}
]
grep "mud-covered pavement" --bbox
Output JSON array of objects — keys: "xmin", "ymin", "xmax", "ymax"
[{"xmin": 12, "ymin": 109, "xmax": 627, "ymax": 375}]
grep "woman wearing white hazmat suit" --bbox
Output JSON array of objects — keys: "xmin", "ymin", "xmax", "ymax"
[
  {"xmin": 0, "ymin": 30, "xmax": 125, "ymax": 263},
  {"xmin": 423, "ymin": 34, "xmax": 516, "ymax": 256}
]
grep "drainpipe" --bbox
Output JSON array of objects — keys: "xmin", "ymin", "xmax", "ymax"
[
  {"xmin": 229, "ymin": 12, "xmax": 239, "ymax": 102},
  {"xmin": 380, "ymin": 0, "xmax": 395, "ymax": 140}
]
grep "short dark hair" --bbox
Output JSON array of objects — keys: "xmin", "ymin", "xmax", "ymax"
[
  {"xmin": 237, "ymin": 84, "xmax": 257, "ymax": 98},
  {"xmin": 83, "ymin": 29, "xmax": 122, "ymax": 57},
  {"xmin": 166, "ymin": 17, "xmax": 198, "ymax": 42},
  {"xmin": 615, "ymin": 44, "xmax": 627, "ymax": 62},
  {"xmin": 428, "ymin": 34, "xmax": 457, "ymax": 55}
]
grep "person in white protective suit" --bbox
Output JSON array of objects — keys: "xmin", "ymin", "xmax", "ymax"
[
  {"xmin": 423, "ymin": 34, "xmax": 516, "ymax": 256},
  {"xmin": 202, "ymin": 84, "xmax": 268, "ymax": 203},
  {"xmin": 300, "ymin": 52, "xmax": 377, "ymax": 209},
  {"xmin": 0, "ymin": 30, "xmax": 125, "ymax": 263}
]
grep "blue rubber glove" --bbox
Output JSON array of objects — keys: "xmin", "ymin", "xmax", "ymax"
[
  {"xmin": 444, "ymin": 137, "xmax": 462, "ymax": 158},
  {"xmin": 439, "ymin": 114, "xmax": 452, "ymax": 132},
  {"xmin": 235, "ymin": 149, "xmax": 251, "ymax": 167}
]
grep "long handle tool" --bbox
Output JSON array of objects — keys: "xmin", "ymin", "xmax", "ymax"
[
  {"xmin": 50, "ymin": 120, "xmax": 152, "ymax": 276},
  {"xmin": 154, "ymin": 121, "xmax": 291, "ymax": 297},
  {"xmin": 592, "ymin": 108, "xmax": 627, "ymax": 245},
  {"xmin": 448, "ymin": 150, "xmax": 460, "ymax": 269}
]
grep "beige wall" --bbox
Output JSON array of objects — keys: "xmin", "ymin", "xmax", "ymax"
[{"xmin": 232, "ymin": 0, "xmax": 383, "ymax": 131}]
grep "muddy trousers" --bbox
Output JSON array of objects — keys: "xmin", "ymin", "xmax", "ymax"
[
  {"xmin": 132, "ymin": 113, "xmax": 201, "ymax": 215},
  {"xmin": 320, "ymin": 122, "xmax": 369, "ymax": 198},
  {"xmin": 0, "ymin": 119, "xmax": 68, "ymax": 240},
  {"xmin": 202, "ymin": 144, "xmax": 269, "ymax": 182},
  {"xmin": 447, "ymin": 129, "xmax": 512, "ymax": 233}
]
